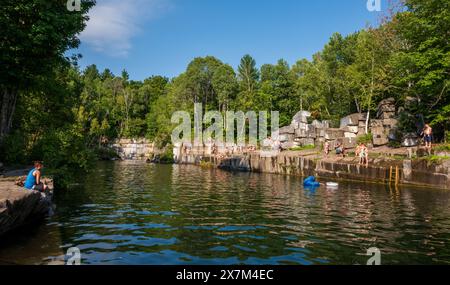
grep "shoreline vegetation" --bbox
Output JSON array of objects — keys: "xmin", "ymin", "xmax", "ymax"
[{"xmin": 1, "ymin": 0, "xmax": 449, "ymax": 190}]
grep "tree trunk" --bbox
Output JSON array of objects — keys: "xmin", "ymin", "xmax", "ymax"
[
  {"xmin": 366, "ymin": 50, "xmax": 375, "ymax": 135},
  {"xmin": 0, "ymin": 87, "xmax": 18, "ymax": 142}
]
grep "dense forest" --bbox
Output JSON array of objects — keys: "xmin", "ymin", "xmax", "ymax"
[{"xmin": 0, "ymin": 0, "xmax": 449, "ymax": 187}]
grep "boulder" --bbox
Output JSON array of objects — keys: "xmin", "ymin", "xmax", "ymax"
[
  {"xmin": 316, "ymin": 128, "xmax": 326, "ymax": 138},
  {"xmin": 279, "ymin": 125, "xmax": 295, "ymax": 135},
  {"xmin": 298, "ymin": 122, "xmax": 308, "ymax": 130},
  {"xmin": 292, "ymin": 111, "xmax": 311, "ymax": 125},
  {"xmin": 401, "ymin": 133, "xmax": 420, "ymax": 147},
  {"xmin": 370, "ymin": 119, "xmax": 383, "ymax": 128},
  {"xmin": 278, "ymin": 134, "xmax": 294, "ymax": 143},
  {"xmin": 0, "ymin": 181, "xmax": 53, "ymax": 237},
  {"xmin": 377, "ymin": 98, "xmax": 396, "ymax": 119},
  {"xmin": 382, "ymin": 118, "xmax": 398, "ymax": 128},
  {"xmin": 344, "ymin": 132, "xmax": 357, "ymax": 138},
  {"xmin": 306, "ymin": 125, "xmax": 316, "ymax": 138},
  {"xmin": 342, "ymin": 137, "xmax": 357, "ymax": 148},
  {"xmin": 297, "ymin": 138, "xmax": 315, "ymax": 147},
  {"xmin": 324, "ymin": 128, "xmax": 345, "ymax": 140},
  {"xmin": 340, "ymin": 113, "xmax": 365, "ymax": 128},
  {"xmin": 280, "ymin": 141, "xmax": 298, "ymax": 150},
  {"xmin": 295, "ymin": 128, "xmax": 307, "ymax": 138},
  {"xmin": 378, "ymin": 97, "xmax": 395, "ymax": 106},
  {"xmin": 378, "ymin": 104, "xmax": 396, "ymax": 113},
  {"xmin": 316, "ymin": 137, "xmax": 326, "ymax": 145},
  {"xmin": 371, "ymin": 126, "xmax": 385, "ymax": 136},
  {"xmin": 373, "ymin": 136, "xmax": 389, "ymax": 146},
  {"xmin": 379, "ymin": 111, "xmax": 396, "ymax": 119},
  {"xmin": 388, "ymin": 129, "xmax": 400, "ymax": 141},
  {"xmin": 311, "ymin": 120, "xmax": 324, "ymax": 129},
  {"xmin": 345, "ymin": 126, "xmax": 359, "ymax": 134}
]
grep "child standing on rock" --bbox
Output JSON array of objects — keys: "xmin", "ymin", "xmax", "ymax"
[{"xmin": 356, "ymin": 143, "xmax": 369, "ymax": 167}]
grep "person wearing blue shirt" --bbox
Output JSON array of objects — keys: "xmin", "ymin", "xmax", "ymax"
[{"xmin": 24, "ymin": 161, "xmax": 48, "ymax": 192}]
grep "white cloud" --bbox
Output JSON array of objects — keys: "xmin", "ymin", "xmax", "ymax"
[{"xmin": 80, "ymin": 0, "xmax": 172, "ymax": 57}]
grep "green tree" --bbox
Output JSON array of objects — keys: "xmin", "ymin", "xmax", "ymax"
[
  {"xmin": 391, "ymin": 0, "xmax": 450, "ymax": 137},
  {"xmin": 0, "ymin": 0, "xmax": 95, "ymax": 140},
  {"xmin": 237, "ymin": 55, "xmax": 260, "ymax": 110}
]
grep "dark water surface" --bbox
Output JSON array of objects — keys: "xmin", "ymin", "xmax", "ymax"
[{"xmin": 1, "ymin": 161, "xmax": 450, "ymax": 265}]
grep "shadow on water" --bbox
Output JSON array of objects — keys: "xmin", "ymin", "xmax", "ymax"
[{"xmin": 1, "ymin": 161, "xmax": 450, "ymax": 265}]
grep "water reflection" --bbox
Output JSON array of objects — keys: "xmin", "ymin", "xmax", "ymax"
[{"xmin": 1, "ymin": 161, "xmax": 450, "ymax": 265}]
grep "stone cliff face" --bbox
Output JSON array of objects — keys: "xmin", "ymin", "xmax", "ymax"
[
  {"xmin": 110, "ymin": 139, "xmax": 156, "ymax": 160},
  {"xmin": 276, "ymin": 98, "xmax": 405, "ymax": 150},
  {"xmin": 0, "ymin": 181, "xmax": 53, "ymax": 237}
]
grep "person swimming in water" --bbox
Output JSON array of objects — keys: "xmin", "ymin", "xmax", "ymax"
[{"xmin": 24, "ymin": 161, "xmax": 48, "ymax": 192}]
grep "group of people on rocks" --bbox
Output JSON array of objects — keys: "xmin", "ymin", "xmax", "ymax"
[
  {"xmin": 323, "ymin": 141, "xmax": 369, "ymax": 166},
  {"xmin": 321, "ymin": 123, "xmax": 435, "ymax": 167},
  {"xmin": 181, "ymin": 141, "xmax": 259, "ymax": 159}
]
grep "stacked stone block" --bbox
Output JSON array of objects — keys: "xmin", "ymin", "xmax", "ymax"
[{"xmin": 371, "ymin": 98, "xmax": 398, "ymax": 146}]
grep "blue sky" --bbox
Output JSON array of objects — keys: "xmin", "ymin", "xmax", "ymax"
[{"xmin": 75, "ymin": 0, "xmax": 388, "ymax": 80}]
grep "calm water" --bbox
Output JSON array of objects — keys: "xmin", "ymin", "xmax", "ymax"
[{"xmin": 1, "ymin": 161, "xmax": 450, "ymax": 265}]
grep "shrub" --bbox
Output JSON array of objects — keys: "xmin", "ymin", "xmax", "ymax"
[
  {"xmin": 357, "ymin": 133, "xmax": 373, "ymax": 144},
  {"xmin": 40, "ymin": 128, "xmax": 96, "ymax": 189},
  {"xmin": 423, "ymin": 155, "xmax": 450, "ymax": 166},
  {"xmin": 434, "ymin": 144, "xmax": 450, "ymax": 152},
  {"xmin": 388, "ymin": 141, "xmax": 402, "ymax": 148},
  {"xmin": 159, "ymin": 147, "xmax": 174, "ymax": 164},
  {"xmin": 0, "ymin": 131, "xmax": 28, "ymax": 165},
  {"xmin": 290, "ymin": 145, "xmax": 316, "ymax": 151},
  {"xmin": 95, "ymin": 147, "xmax": 120, "ymax": 160}
]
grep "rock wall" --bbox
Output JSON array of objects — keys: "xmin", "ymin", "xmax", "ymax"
[
  {"xmin": 111, "ymin": 138, "xmax": 156, "ymax": 160},
  {"xmin": 277, "ymin": 98, "xmax": 400, "ymax": 149},
  {"xmin": 177, "ymin": 152, "xmax": 450, "ymax": 190},
  {"xmin": 371, "ymin": 98, "xmax": 398, "ymax": 146},
  {"xmin": 276, "ymin": 110, "xmax": 367, "ymax": 150}
]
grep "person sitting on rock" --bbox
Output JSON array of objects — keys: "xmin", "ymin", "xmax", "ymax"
[
  {"xmin": 24, "ymin": 161, "xmax": 48, "ymax": 192},
  {"xmin": 335, "ymin": 141, "xmax": 346, "ymax": 157}
]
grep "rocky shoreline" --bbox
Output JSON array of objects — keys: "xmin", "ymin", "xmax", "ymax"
[
  {"xmin": 177, "ymin": 148, "xmax": 450, "ymax": 190},
  {"xmin": 0, "ymin": 172, "xmax": 54, "ymax": 238}
]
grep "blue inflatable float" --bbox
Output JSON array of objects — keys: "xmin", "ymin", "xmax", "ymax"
[{"xmin": 303, "ymin": 176, "xmax": 320, "ymax": 188}]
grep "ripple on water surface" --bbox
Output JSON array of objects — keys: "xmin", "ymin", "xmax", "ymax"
[{"xmin": 1, "ymin": 161, "xmax": 450, "ymax": 265}]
